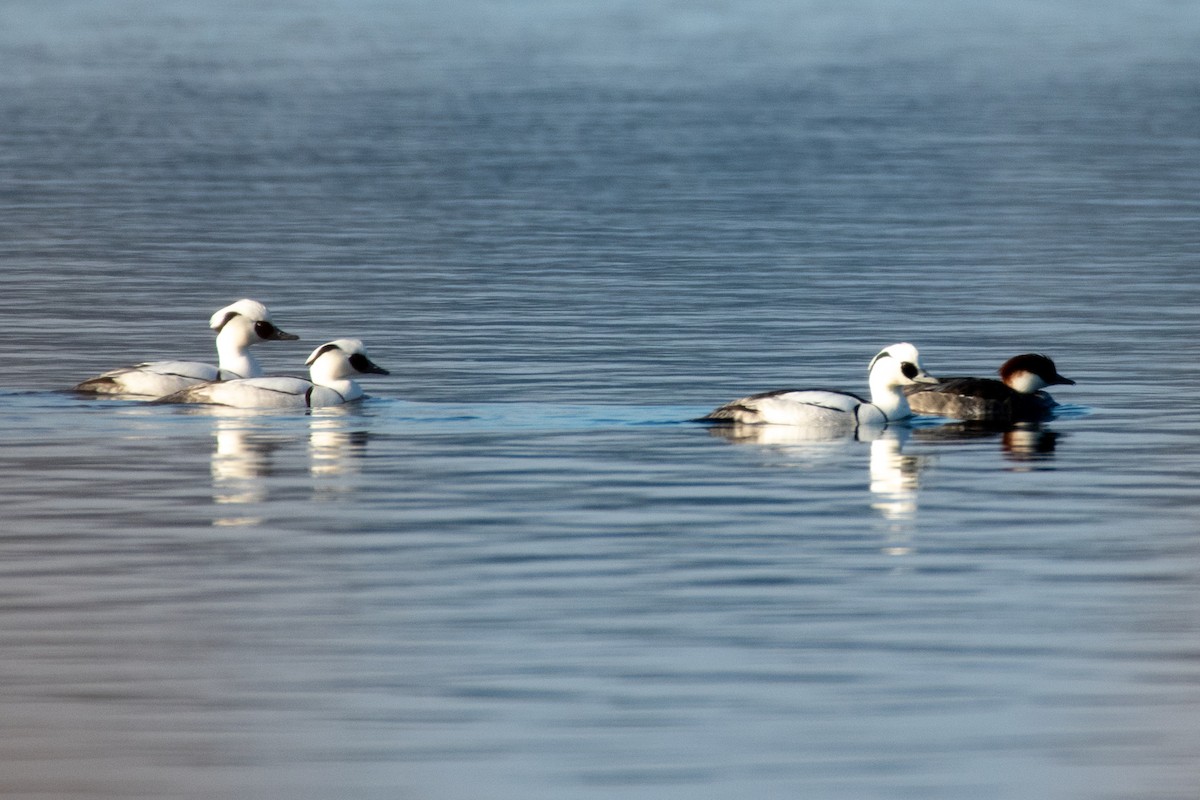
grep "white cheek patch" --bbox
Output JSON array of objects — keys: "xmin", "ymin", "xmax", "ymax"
[{"xmin": 1007, "ymin": 371, "xmax": 1046, "ymax": 394}]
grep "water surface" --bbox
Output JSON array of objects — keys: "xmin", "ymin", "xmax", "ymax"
[{"xmin": 1, "ymin": 1, "xmax": 1199, "ymax": 798}]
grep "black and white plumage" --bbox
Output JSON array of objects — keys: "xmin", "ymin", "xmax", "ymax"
[
  {"xmin": 701, "ymin": 343, "xmax": 938, "ymax": 428},
  {"xmin": 156, "ymin": 338, "xmax": 388, "ymax": 409},
  {"xmin": 73, "ymin": 299, "xmax": 298, "ymax": 398},
  {"xmin": 904, "ymin": 353, "xmax": 1074, "ymax": 422}
]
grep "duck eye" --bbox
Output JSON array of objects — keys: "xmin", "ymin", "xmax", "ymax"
[
  {"xmin": 254, "ymin": 321, "xmax": 278, "ymax": 339},
  {"xmin": 901, "ymin": 362, "xmax": 919, "ymax": 379},
  {"xmin": 348, "ymin": 353, "xmax": 371, "ymax": 372}
]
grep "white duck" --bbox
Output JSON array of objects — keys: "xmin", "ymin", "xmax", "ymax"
[
  {"xmin": 156, "ymin": 338, "xmax": 388, "ymax": 409},
  {"xmin": 73, "ymin": 299, "xmax": 298, "ymax": 397},
  {"xmin": 701, "ymin": 343, "xmax": 938, "ymax": 428}
]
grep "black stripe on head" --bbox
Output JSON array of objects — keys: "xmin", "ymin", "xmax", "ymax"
[
  {"xmin": 305, "ymin": 342, "xmax": 341, "ymax": 366},
  {"xmin": 212, "ymin": 312, "xmax": 237, "ymax": 333},
  {"xmin": 868, "ymin": 350, "xmax": 891, "ymax": 373}
]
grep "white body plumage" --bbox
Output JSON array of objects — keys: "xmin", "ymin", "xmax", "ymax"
[
  {"xmin": 156, "ymin": 338, "xmax": 388, "ymax": 409},
  {"xmin": 702, "ymin": 343, "xmax": 938, "ymax": 428},
  {"xmin": 73, "ymin": 299, "xmax": 297, "ymax": 398}
]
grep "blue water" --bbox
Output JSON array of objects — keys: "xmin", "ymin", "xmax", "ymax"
[{"xmin": 1, "ymin": 1, "xmax": 1199, "ymax": 798}]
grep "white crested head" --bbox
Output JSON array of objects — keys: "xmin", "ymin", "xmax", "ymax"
[
  {"xmin": 305, "ymin": 339, "xmax": 389, "ymax": 383},
  {"xmin": 207, "ymin": 299, "xmax": 298, "ymax": 379},
  {"xmin": 306, "ymin": 338, "xmax": 362, "ymax": 367},
  {"xmin": 867, "ymin": 343, "xmax": 937, "ymax": 388},
  {"xmin": 209, "ymin": 299, "xmax": 297, "ymax": 345},
  {"xmin": 210, "ymin": 299, "xmax": 272, "ymax": 330},
  {"xmin": 866, "ymin": 343, "xmax": 938, "ymax": 421}
]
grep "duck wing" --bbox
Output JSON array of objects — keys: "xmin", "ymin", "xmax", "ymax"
[
  {"xmin": 157, "ymin": 376, "xmax": 314, "ymax": 408},
  {"xmin": 74, "ymin": 360, "xmax": 220, "ymax": 396},
  {"xmin": 702, "ymin": 388, "xmax": 869, "ymax": 426}
]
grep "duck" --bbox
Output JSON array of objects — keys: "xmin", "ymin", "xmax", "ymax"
[
  {"xmin": 700, "ymin": 343, "xmax": 938, "ymax": 427},
  {"xmin": 73, "ymin": 299, "xmax": 298, "ymax": 397},
  {"xmin": 155, "ymin": 339, "xmax": 388, "ymax": 409},
  {"xmin": 904, "ymin": 353, "xmax": 1074, "ymax": 422}
]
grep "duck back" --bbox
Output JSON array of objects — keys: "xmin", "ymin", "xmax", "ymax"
[{"xmin": 906, "ymin": 377, "xmax": 1057, "ymax": 421}]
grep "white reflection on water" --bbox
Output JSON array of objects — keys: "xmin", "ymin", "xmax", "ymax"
[
  {"xmin": 706, "ymin": 423, "xmax": 936, "ymax": 554},
  {"xmin": 307, "ymin": 414, "xmax": 371, "ymax": 501},
  {"xmin": 202, "ymin": 408, "xmax": 372, "ymax": 525},
  {"xmin": 704, "ymin": 418, "xmax": 1071, "ymax": 558},
  {"xmin": 211, "ymin": 418, "xmax": 280, "ymax": 519},
  {"xmin": 867, "ymin": 430, "xmax": 932, "ymax": 557},
  {"xmin": 705, "ymin": 420, "xmax": 888, "ymax": 447}
]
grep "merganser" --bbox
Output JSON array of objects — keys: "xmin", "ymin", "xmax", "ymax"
[
  {"xmin": 155, "ymin": 338, "xmax": 388, "ymax": 409},
  {"xmin": 700, "ymin": 343, "xmax": 938, "ymax": 427},
  {"xmin": 73, "ymin": 299, "xmax": 298, "ymax": 397},
  {"xmin": 904, "ymin": 353, "xmax": 1074, "ymax": 421}
]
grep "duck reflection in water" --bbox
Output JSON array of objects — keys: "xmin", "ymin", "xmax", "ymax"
[
  {"xmin": 867, "ymin": 430, "xmax": 932, "ymax": 555},
  {"xmin": 706, "ymin": 419, "xmax": 889, "ymax": 446},
  {"xmin": 209, "ymin": 414, "xmax": 287, "ymax": 525},
  {"xmin": 707, "ymin": 424, "xmax": 934, "ymax": 554},
  {"xmin": 911, "ymin": 420, "xmax": 1063, "ymax": 466},
  {"xmin": 307, "ymin": 413, "xmax": 371, "ymax": 501},
  {"xmin": 199, "ymin": 408, "xmax": 372, "ymax": 525}
]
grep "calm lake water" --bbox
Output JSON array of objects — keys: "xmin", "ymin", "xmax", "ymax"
[{"xmin": 1, "ymin": 1, "xmax": 1199, "ymax": 798}]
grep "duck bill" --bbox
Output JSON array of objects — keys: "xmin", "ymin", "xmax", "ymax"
[
  {"xmin": 1051, "ymin": 375, "xmax": 1075, "ymax": 386},
  {"xmin": 349, "ymin": 353, "xmax": 390, "ymax": 375},
  {"xmin": 270, "ymin": 328, "xmax": 300, "ymax": 342},
  {"xmin": 913, "ymin": 370, "xmax": 939, "ymax": 384}
]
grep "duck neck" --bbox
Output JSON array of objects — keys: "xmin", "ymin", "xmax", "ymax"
[
  {"xmin": 312, "ymin": 375, "xmax": 363, "ymax": 402},
  {"xmin": 215, "ymin": 327, "xmax": 261, "ymax": 379},
  {"xmin": 868, "ymin": 379, "xmax": 912, "ymax": 421},
  {"xmin": 330, "ymin": 379, "xmax": 363, "ymax": 401},
  {"xmin": 309, "ymin": 357, "xmax": 362, "ymax": 400}
]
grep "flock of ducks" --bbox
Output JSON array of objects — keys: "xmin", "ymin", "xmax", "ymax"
[
  {"xmin": 73, "ymin": 299, "xmax": 1076, "ymax": 424},
  {"xmin": 73, "ymin": 299, "xmax": 388, "ymax": 409},
  {"xmin": 701, "ymin": 346, "xmax": 1074, "ymax": 428}
]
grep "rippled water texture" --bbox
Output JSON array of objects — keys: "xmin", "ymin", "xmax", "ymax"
[{"xmin": 1, "ymin": 1, "xmax": 1199, "ymax": 798}]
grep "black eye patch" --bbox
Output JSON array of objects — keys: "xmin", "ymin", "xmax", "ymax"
[
  {"xmin": 901, "ymin": 362, "xmax": 919, "ymax": 379},
  {"xmin": 348, "ymin": 352, "xmax": 389, "ymax": 375},
  {"xmin": 254, "ymin": 321, "xmax": 279, "ymax": 339}
]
